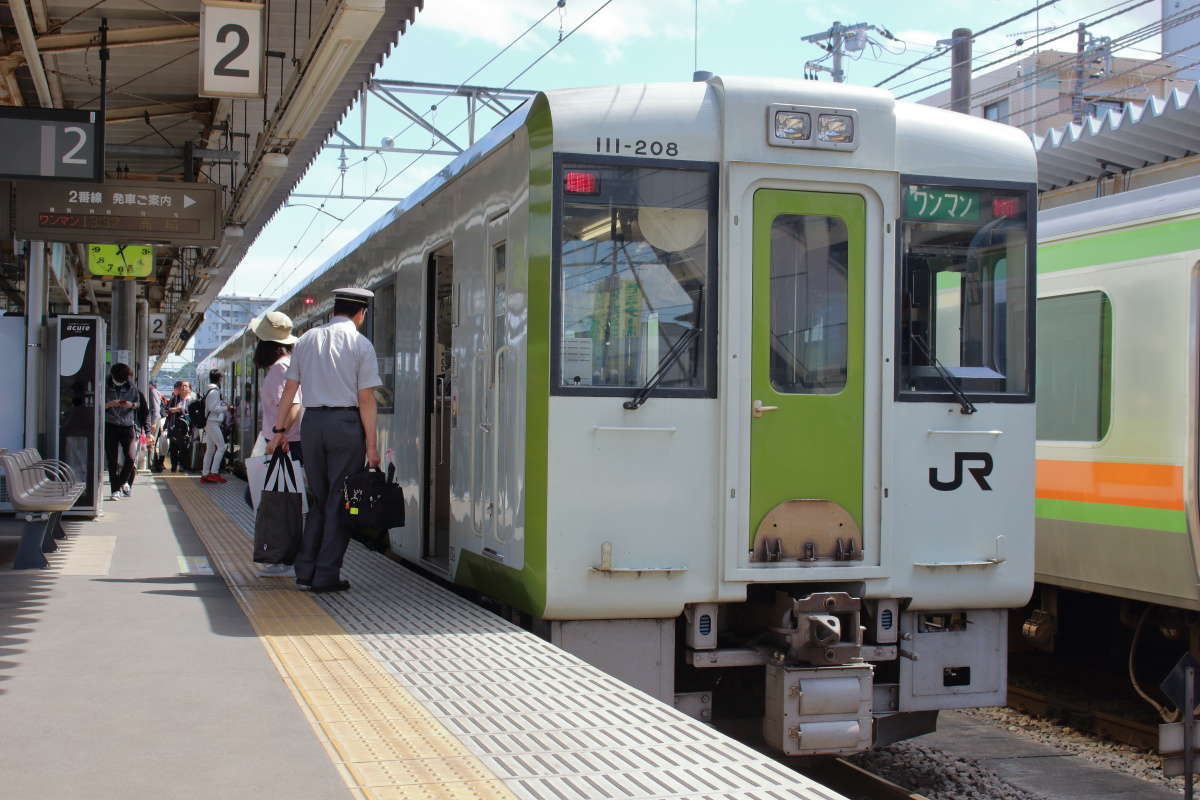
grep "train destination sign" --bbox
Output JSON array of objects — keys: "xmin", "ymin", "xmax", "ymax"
[
  {"xmin": 13, "ymin": 180, "xmax": 223, "ymax": 247},
  {"xmin": 904, "ymin": 186, "xmax": 981, "ymax": 221},
  {"xmin": 0, "ymin": 107, "xmax": 102, "ymax": 182}
]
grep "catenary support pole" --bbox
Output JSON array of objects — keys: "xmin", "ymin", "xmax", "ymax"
[{"xmin": 950, "ymin": 28, "xmax": 972, "ymax": 114}]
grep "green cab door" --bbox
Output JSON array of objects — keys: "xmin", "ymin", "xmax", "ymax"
[{"xmin": 749, "ymin": 190, "xmax": 865, "ymax": 559}]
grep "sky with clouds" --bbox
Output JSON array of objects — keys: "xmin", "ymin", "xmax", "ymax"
[{"xmin": 219, "ymin": 0, "xmax": 1167, "ymax": 301}]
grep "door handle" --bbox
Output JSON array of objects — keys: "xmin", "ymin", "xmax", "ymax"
[{"xmin": 752, "ymin": 399, "xmax": 779, "ymax": 418}]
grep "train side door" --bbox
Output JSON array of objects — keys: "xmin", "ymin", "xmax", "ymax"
[
  {"xmin": 749, "ymin": 190, "xmax": 865, "ymax": 561},
  {"xmin": 423, "ymin": 244, "xmax": 454, "ymax": 571}
]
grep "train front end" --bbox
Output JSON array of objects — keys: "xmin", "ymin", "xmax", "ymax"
[{"xmin": 482, "ymin": 76, "xmax": 1038, "ymax": 755}]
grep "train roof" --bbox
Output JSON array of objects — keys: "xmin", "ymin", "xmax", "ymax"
[
  {"xmin": 1039, "ymin": 174, "xmax": 1200, "ymax": 241},
  {"xmin": 209, "ymin": 76, "xmax": 1036, "ymax": 361}
]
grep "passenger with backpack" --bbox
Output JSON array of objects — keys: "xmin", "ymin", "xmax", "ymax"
[
  {"xmin": 165, "ymin": 381, "xmax": 194, "ymax": 472},
  {"xmin": 197, "ymin": 369, "xmax": 228, "ymax": 483},
  {"xmin": 103, "ymin": 363, "xmax": 139, "ymax": 501}
]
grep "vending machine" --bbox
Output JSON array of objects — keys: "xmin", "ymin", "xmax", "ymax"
[{"xmin": 46, "ymin": 315, "xmax": 106, "ymax": 516}]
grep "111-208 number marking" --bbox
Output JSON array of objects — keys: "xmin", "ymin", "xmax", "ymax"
[{"xmin": 596, "ymin": 137, "xmax": 679, "ymax": 157}]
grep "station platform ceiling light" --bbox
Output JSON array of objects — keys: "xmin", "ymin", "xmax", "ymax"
[{"xmin": 767, "ymin": 103, "xmax": 859, "ymax": 151}]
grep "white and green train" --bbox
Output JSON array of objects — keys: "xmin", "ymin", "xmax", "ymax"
[
  {"xmin": 213, "ymin": 76, "xmax": 1038, "ymax": 754},
  {"xmin": 1027, "ymin": 176, "xmax": 1200, "ymax": 717}
]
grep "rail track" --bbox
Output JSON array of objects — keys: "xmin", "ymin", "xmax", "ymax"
[
  {"xmin": 795, "ymin": 757, "xmax": 930, "ymax": 800},
  {"xmin": 1007, "ymin": 685, "xmax": 1160, "ymax": 752}
]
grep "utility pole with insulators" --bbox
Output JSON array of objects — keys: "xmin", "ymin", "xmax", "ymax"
[
  {"xmin": 949, "ymin": 28, "xmax": 972, "ymax": 114},
  {"xmin": 802, "ymin": 20, "xmax": 894, "ymax": 83},
  {"xmin": 1073, "ymin": 23, "xmax": 1087, "ymax": 123}
]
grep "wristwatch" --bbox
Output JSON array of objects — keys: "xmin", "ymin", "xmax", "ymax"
[{"xmin": 272, "ymin": 426, "xmax": 287, "ymax": 433}]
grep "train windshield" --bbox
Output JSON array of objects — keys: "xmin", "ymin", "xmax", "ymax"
[
  {"xmin": 898, "ymin": 181, "xmax": 1034, "ymax": 403},
  {"xmin": 555, "ymin": 161, "xmax": 716, "ymax": 395}
]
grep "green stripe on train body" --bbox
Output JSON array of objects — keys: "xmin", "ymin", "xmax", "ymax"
[
  {"xmin": 1039, "ymin": 216, "xmax": 1200, "ymax": 274},
  {"xmin": 1035, "ymin": 497, "xmax": 1187, "ymax": 533}
]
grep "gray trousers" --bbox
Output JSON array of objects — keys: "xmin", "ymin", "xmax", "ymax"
[{"xmin": 295, "ymin": 408, "xmax": 364, "ymax": 587}]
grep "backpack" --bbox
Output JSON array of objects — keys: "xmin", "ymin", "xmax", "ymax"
[{"xmin": 187, "ymin": 389, "xmax": 214, "ymax": 429}]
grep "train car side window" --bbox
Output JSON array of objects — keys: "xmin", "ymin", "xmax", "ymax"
[
  {"xmin": 554, "ymin": 159, "xmax": 718, "ymax": 397},
  {"xmin": 897, "ymin": 179, "xmax": 1035, "ymax": 403},
  {"xmin": 371, "ymin": 280, "xmax": 397, "ymax": 413},
  {"xmin": 1036, "ymin": 291, "xmax": 1112, "ymax": 441},
  {"xmin": 769, "ymin": 214, "xmax": 849, "ymax": 394}
]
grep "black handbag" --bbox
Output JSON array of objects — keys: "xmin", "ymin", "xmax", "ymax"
[
  {"xmin": 252, "ymin": 451, "xmax": 303, "ymax": 564},
  {"xmin": 341, "ymin": 464, "xmax": 405, "ymax": 531}
]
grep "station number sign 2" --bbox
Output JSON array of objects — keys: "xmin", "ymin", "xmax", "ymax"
[{"xmin": 199, "ymin": 0, "xmax": 265, "ymax": 99}]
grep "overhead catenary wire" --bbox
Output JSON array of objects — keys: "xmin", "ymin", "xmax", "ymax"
[
  {"xmin": 884, "ymin": 0, "xmax": 1156, "ymax": 94},
  {"xmin": 265, "ymin": 0, "xmax": 615, "ymax": 300},
  {"xmin": 258, "ymin": 1, "xmax": 569, "ymax": 297},
  {"xmin": 894, "ymin": 0, "xmax": 1170, "ymax": 101},
  {"xmin": 919, "ymin": 2, "xmax": 1200, "ymax": 111},
  {"xmin": 875, "ymin": 0, "xmax": 1061, "ymax": 87}
]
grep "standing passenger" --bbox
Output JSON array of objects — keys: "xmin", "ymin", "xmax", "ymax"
[
  {"xmin": 200, "ymin": 369, "xmax": 228, "ymax": 483},
  {"xmin": 103, "ymin": 363, "xmax": 138, "ymax": 502},
  {"xmin": 268, "ymin": 288, "xmax": 382, "ymax": 593},
  {"xmin": 252, "ymin": 311, "xmax": 303, "ymax": 578}
]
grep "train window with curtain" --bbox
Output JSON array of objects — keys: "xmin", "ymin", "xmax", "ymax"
[
  {"xmin": 555, "ymin": 159, "xmax": 717, "ymax": 396},
  {"xmin": 1036, "ymin": 291, "xmax": 1112, "ymax": 441},
  {"xmin": 769, "ymin": 214, "xmax": 849, "ymax": 393},
  {"xmin": 369, "ymin": 280, "xmax": 396, "ymax": 413},
  {"xmin": 898, "ymin": 180, "xmax": 1035, "ymax": 402}
]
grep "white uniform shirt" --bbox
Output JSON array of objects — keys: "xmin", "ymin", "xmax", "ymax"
[{"xmin": 286, "ymin": 317, "xmax": 383, "ymax": 407}]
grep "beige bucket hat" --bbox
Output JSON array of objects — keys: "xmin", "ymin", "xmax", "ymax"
[{"xmin": 251, "ymin": 311, "xmax": 298, "ymax": 344}]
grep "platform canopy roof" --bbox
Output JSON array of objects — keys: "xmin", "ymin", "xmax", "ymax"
[
  {"xmin": 1034, "ymin": 81, "xmax": 1200, "ymax": 191},
  {"xmin": 0, "ymin": 0, "xmax": 424, "ymax": 367}
]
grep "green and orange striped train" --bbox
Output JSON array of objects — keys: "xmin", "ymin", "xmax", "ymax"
[{"xmin": 1029, "ymin": 175, "xmax": 1200, "ymax": 710}]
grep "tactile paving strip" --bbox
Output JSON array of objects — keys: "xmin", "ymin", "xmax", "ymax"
[
  {"xmin": 197, "ymin": 476, "xmax": 848, "ymax": 800},
  {"xmin": 165, "ymin": 477, "xmax": 518, "ymax": 800}
]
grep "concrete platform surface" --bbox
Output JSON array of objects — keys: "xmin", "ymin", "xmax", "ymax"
[{"xmin": 0, "ymin": 478, "xmax": 352, "ymax": 799}]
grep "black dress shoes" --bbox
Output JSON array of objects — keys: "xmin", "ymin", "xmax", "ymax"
[{"xmin": 310, "ymin": 580, "xmax": 350, "ymax": 594}]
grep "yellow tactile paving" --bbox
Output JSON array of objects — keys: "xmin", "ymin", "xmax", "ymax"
[{"xmin": 164, "ymin": 477, "xmax": 520, "ymax": 800}]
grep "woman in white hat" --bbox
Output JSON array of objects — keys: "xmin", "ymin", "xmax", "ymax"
[{"xmin": 251, "ymin": 311, "xmax": 304, "ymax": 576}]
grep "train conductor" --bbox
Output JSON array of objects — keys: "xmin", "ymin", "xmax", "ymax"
[{"xmin": 268, "ymin": 287, "xmax": 383, "ymax": 593}]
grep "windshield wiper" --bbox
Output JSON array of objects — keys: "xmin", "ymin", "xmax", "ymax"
[
  {"xmin": 909, "ymin": 333, "xmax": 976, "ymax": 415},
  {"xmin": 623, "ymin": 327, "xmax": 701, "ymax": 410}
]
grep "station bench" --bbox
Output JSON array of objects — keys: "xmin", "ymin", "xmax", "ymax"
[{"xmin": 0, "ymin": 449, "xmax": 84, "ymax": 569}]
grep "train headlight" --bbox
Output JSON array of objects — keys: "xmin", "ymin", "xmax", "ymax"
[
  {"xmin": 817, "ymin": 114, "xmax": 854, "ymax": 143},
  {"xmin": 767, "ymin": 104, "xmax": 859, "ymax": 151},
  {"xmin": 774, "ymin": 111, "xmax": 811, "ymax": 141}
]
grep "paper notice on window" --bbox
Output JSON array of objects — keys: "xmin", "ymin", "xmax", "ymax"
[{"xmin": 561, "ymin": 337, "xmax": 593, "ymax": 386}]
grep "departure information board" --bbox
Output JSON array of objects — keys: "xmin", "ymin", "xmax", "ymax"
[{"xmin": 14, "ymin": 180, "xmax": 222, "ymax": 246}]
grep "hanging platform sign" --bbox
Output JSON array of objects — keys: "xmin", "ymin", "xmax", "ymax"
[
  {"xmin": 0, "ymin": 108, "xmax": 102, "ymax": 182},
  {"xmin": 13, "ymin": 179, "xmax": 223, "ymax": 247},
  {"xmin": 199, "ymin": 0, "xmax": 266, "ymax": 99}
]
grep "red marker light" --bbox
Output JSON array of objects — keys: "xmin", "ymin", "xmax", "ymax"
[
  {"xmin": 564, "ymin": 171, "xmax": 600, "ymax": 194},
  {"xmin": 303, "ymin": 296, "xmax": 315, "ymax": 306},
  {"xmin": 992, "ymin": 197, "xmax": 1021, "ymax": 218}
]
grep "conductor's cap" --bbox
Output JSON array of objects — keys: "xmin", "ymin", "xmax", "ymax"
[{"xmin": 333, "ymin": 287, "xmax": 373, "ymax": 307}]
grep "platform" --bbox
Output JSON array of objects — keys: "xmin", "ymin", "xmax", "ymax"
[{"xmin": 0, "ymin": 475, "xmax": 847, "ymax": 800}]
